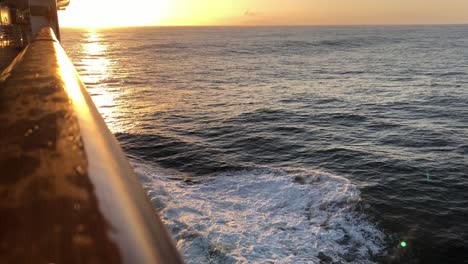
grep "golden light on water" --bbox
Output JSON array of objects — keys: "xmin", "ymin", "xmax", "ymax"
[
  {"xmin": 79, "ymin": 29, "xmax": 119, "ymax": 131},
  {"xmin": 71, "ymin": 29, "xmax": 178, "ymax": 133},
  {"xmin": 81, "ymin": 30, "xmax": 109, "ymax": 82}
]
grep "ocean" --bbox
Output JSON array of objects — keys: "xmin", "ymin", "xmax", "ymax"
[{"xmin": 62, "ymin": 25, "xmax": 468, "ymax": 263}]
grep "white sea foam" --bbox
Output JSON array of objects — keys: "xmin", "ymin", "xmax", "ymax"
[{"xmin": 133, "ymin": 163, "xmax": 387, "ymax": 263}]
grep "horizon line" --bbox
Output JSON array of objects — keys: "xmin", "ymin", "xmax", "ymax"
[{"xmin": 61, "ymin": 22, "xmax": 468, "ymax": 29}]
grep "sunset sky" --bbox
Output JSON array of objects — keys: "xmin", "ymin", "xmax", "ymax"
[{"xmin": 59, "ymin": 0, "xmax": 468, "ymax": 28}]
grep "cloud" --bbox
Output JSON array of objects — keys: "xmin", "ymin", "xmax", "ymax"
[{"xmin": 244, "ymin": 9, "xmax": 258, "ymax": 17}]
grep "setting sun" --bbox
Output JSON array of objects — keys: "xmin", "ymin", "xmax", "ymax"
[
  {"xmin": 58, "ymin": 0, "xmax": 240, "ymax": 28},
  {"xmin": 59, "ymin": 0, "xmax": 468, "ymax": 28},
  {"xmin": 59, "ymin": 0, "xmax": 170, "ymax": 28},
  {"xmin": 59, "ymin": 0, "xmax": 468, "ymax": 27}
]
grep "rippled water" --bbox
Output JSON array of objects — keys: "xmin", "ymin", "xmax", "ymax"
[{"xmin": 62, "ymin": 26, "xmax": 468, "ymax": 263}]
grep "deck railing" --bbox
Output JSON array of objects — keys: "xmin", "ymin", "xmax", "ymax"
[{"xmin": 0, "ymin": 27, "xmax": 184, "ymax": 264}]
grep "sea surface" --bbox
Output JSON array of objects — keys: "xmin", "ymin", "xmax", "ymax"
[{"xmin": 62, "ymin": 26, "xmax": 468, "ymax": 263}]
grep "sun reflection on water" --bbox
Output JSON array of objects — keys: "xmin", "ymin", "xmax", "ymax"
[{"xmin": 80, "ymin": 29, "xmax": 121, "ymax": 131}]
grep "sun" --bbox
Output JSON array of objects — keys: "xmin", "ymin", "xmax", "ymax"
[
  {"xmin": 59, "ymin": 0, "xmax": 242, "ymax": 27},
  {"xmin": 59, "ymin": 0, "xmax": 169, "ymax": 28}
]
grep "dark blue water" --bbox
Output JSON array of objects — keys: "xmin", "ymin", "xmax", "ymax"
[{"xmin": 63, "ymin": 25, "xmax": 468, "ymax": 263}]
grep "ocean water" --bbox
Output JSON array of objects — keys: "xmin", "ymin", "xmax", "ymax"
[{"xmin": 62, "ymin": 26, "xmax": 468, "ymax": 263}]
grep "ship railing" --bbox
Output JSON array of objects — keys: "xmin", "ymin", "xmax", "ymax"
[{"xmin": 0, "ymin": 27, "xmax": 184, "ymax": 264}]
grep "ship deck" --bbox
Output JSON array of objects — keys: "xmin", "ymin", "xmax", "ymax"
[{"xmin": 0, "ymin": 48, "xmax": 19, "ymax": 72}]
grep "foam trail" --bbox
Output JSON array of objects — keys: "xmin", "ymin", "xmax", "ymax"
[{"xmin": 133, "ymin": 162, "xmax": 387, "ymax": 263}]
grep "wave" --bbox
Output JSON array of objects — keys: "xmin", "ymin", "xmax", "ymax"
[
  {"xmin": 128, "ymin": 43, "xmax": 189, "ymax": 52},
  {"xmin": 219, "ymin": 36, "xmax": 395, "ymax": 57},
  {"xmin": 133, "ymin": 162, "xmax": 387, "ymax": 263}
]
